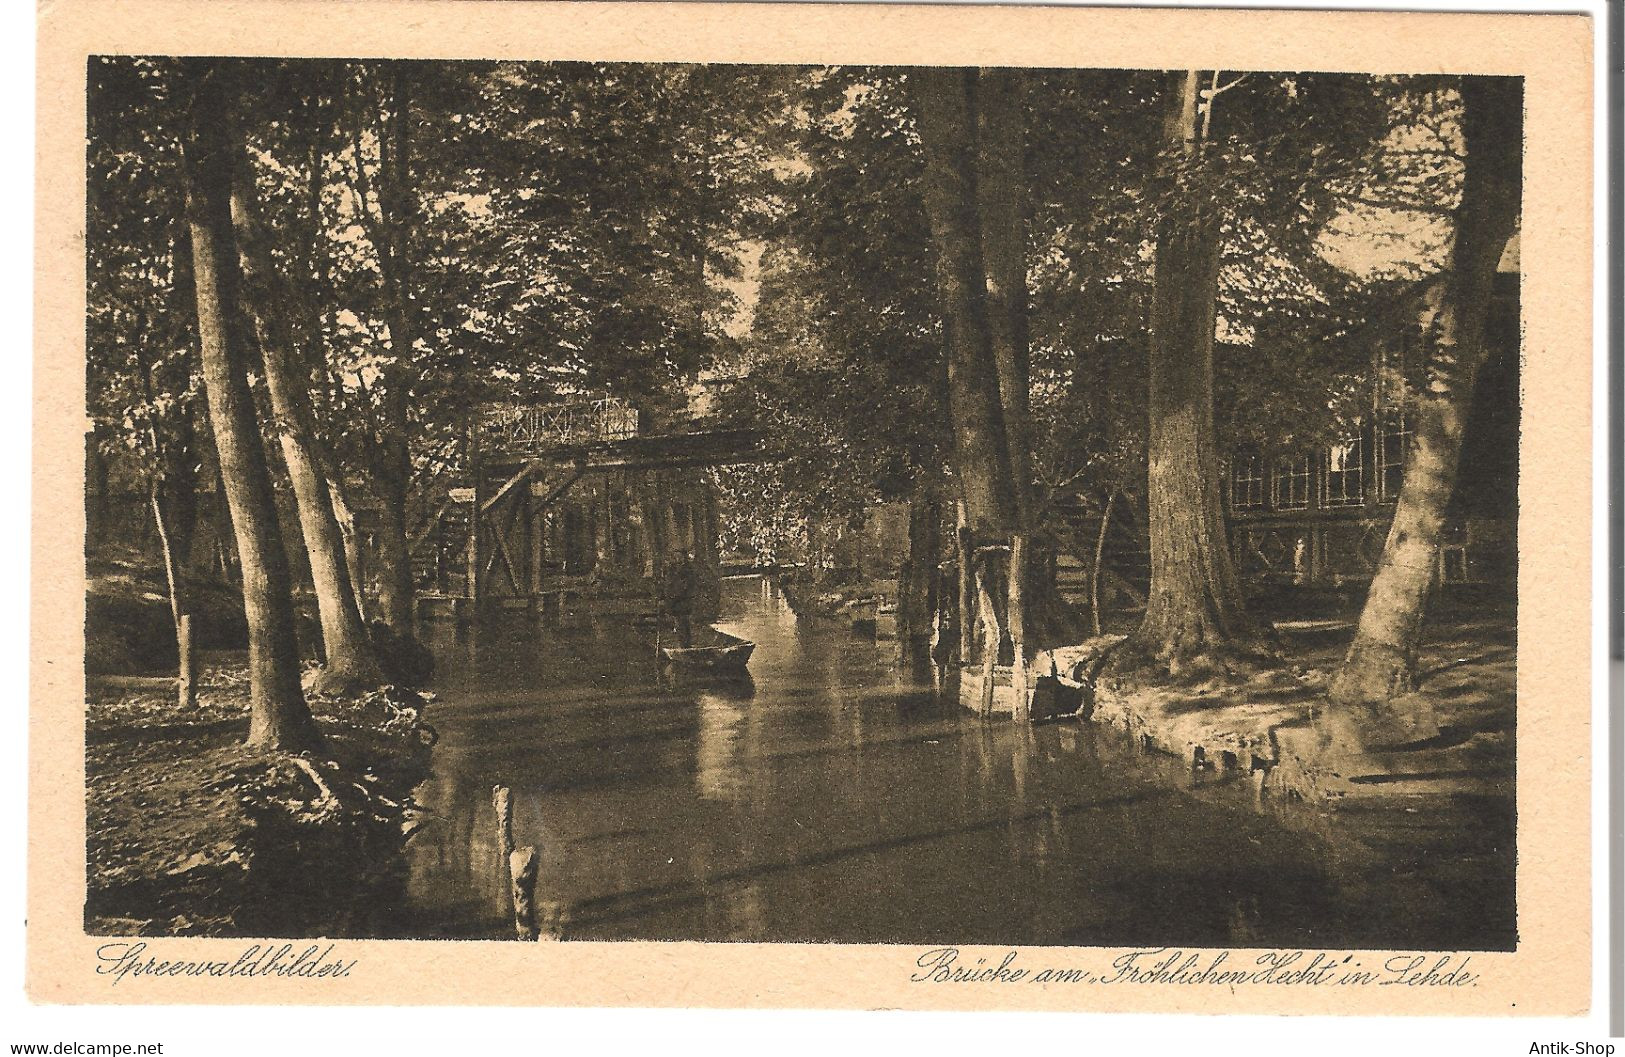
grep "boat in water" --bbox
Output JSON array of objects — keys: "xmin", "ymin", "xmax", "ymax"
[{"xmin": 659, "ymin": 626, "xmax": 755, "ymax": 675}]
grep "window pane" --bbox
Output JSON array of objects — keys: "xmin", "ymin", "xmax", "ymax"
[
  {"xmin": 1376, "ymin": 413, "xmax": 1412, "ymax": 501},
  {"xmin": 1230, "ymin": 454, "xmax": 1265, "ymax": 510},
  {"xmin": 1323, "ymin": 437, "xmax": 1364, "ymax": 507},
  {"xmin": 1274, "ymin": 453, "xmax": 1312, "ymax": 510}
]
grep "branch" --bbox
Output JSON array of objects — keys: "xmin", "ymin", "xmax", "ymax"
[{"xmin": 1206, "ymin": 72, "xmax": 1250, "ymax": 99}]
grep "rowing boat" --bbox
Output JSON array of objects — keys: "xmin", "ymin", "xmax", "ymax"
[{"xmin": 658, "ymin": 627, "xmax": 755, "ymax": 674}]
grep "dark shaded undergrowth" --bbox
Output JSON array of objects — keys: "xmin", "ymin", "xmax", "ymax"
[{"xmin": 86, "ymin": 658, "xmax": 434, "ymax": 938}]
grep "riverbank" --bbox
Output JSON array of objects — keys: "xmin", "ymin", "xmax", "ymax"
[
  {"xmin": 86, "ymin": 657, "xmax": 435, "ymax": 937},
  {"xmin": 1082, "ymin": 615, "xmax": 1514, "ymax": 803},
  {"xmin": 777, "ymin": 573, "xmax": 895, "ymax": 620}
]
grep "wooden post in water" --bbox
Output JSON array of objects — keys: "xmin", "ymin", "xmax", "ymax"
[
  {"xmin": 465, "ymin": 420, "xmax": 483, "ymax": 617},
  {"xmin": 509, "ymin": 846, "xmax": 539, "ymax": 940},
  {"xmin": 492, "ymin": 785, "xmax": 514, "ymax": 861},
  {"xmin": 955, "ymin": 503, "xmax": 973, "ymax": 666},
  {"xmin": 176, "ymin": 613, "xmax": 196, "ymax": 709},
  {"xmin": 1009, "ymin": 534, "xmax": 1029, "ymax": 724},
  {"xmin": 973, "ymin": 551, "xmax": 999, "ymax": 718}
]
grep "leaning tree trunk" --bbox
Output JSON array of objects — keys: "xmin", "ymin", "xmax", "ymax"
[
  {"xmin": 325, "ymin": 473, "xmax": 370, "ymax": 623},
  {"xmin": 1126, "ymin": 70, "xmax": 1267, "ymax": 679},
  {"xmin": 182, "ymin": 63, "xmax": 318, "ymax": 751},
  {"xmin": 1091, "ymin": 490, "xmax": 1116, "ymax": 637},
  {"xmin": 298, "ymin": 113, "xmax": 372, "ymax": 626},
  {"xmin": 229, "ymin": 141, "xmax": 381, "ymax": 693},
  {"xmin": 149, "ymin": 478, "xmax": 184, "ymax": 640},
  {"xmin": 1329, "ymin": 77, "xmax": 1523, "ymax": 734}
]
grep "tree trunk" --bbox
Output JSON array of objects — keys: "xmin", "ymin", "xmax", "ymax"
[
  {"xmin": 229, "ymin": 141, "xmax": 381, "ymax": 692},
  {"xmin": 326, "ymin": 471, "xmax": 370, "ymax": 623},
  {"xmin": 181, "ymin": 63, "xmax": 318, "ymax": 751},
  {"xmin": 897, "ymin": 490, "xmax": 940, "ymax": 681},
  {"xmin": 1091, "ymin": 490, "xmax": 1116, "ymax": 637},
  {"xmin": 207, "ymin": 452, "xmax": 239, "ymax": 584},
  {"xmin": 149, "ymin": 479, "xmax": 184, "ymax": 639},
  {"xmin": 910, "ymin": 67, "xmax": 1017, "ymax": 539},
  {"xmin": 370, "ymin": 326, "xmax": 418, "ymax": 632},
  {"xmin": 1330, "ymin": 77, "xmax": 1522, "ymax": 734},
  {"xmin": 297, "ymin": 108, "xmax": 370, "ymax": 624},
  {"xmin": 974, "ymin": 68, "xmax": 1033, "ymax": 525},
  {"xmin": 366, "ymin": 68, "xmax": 420, "ymax": 637},
  {"xmin": 1126, "ymin": 70, "xmax": 1267, "ymax": 679},
  {"xmin": 976, "ymin": 68, "xmax": 1048, "ymax": 710},
  {"xmin": 160, "ymin": 409, "xmax": 199, "ymax": 572},
  {"xmin": 913, "ymin": 67, "xmax": 1028, "ymax": 720}
]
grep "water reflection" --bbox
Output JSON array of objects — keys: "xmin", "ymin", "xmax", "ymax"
[
  {"xmin": 400, "ymin": 575, "xmax": 1513, "ymax": 950},
  {"xmin": 694, "ymin": 689, "xmax": 749, "ymax": 803}
]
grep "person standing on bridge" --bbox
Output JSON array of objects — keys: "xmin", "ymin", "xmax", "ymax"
[{"xmin": 663, "ymin": 547, "xmax": 698, "ymax": 648}]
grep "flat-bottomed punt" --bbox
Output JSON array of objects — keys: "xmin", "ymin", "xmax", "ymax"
[{"xmin": 659, "ymin": 627, "xmax": 755, "ymax": 675}]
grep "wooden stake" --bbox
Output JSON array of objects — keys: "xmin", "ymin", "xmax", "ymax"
[
  {"xmin": 956, "ymin": 505, "xmax": 974, "ymax": 665},
  {"xmin": 492, "ymin": 785, "xmax": 514, "ymax": 862},
  {"xmin": 1009, "ymin": 534, "xmax": 1029, "ymax": 724},
  {"xmin": 509, "ymin": 846, "xmax": 539, "ymax": 941},
  {"xmin": 177, "ymin": 613, "xmax": 196, "ymax": 709},
  {"xmin": 974, "ymin": 555, "xmax": 999, "ymax": 718}
]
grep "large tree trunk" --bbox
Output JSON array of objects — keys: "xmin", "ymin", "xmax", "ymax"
[
  {"xmin": 914, "ymin": 66, "xmax": 1068, "ymax": 718},
  {"xmin": 182, "ymin": 63, "xmax": 318, "ymax": 751},
  {"xmin": 229, "ymin": 139, "xmax": 382, "ymax": 693},
  {"xmin": 1329, "ymin": 77, "xmax": 1523, "ymax": 735},
  {"xmin": 1125, "ymin": 70, "xmax": 1267, "ymax": 679},
  {"xmin": 910, "ymin": 67, "xmax": 1017, "ymax": 539},
  {"xmin": 973, "ymin": 69, "xmax": 1033, "ymax": 524},
  {"xmin": 913, "ymin": 67, "xmax": 1022, "ymax": 716},
  {"xmin": 974, "ymin": 68, "xmax": 1037, "ymax": 718}
]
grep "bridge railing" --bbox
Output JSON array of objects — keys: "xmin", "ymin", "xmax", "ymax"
[{"xmin": 477, "ymin": 397, "xmax": 639, "ymax": 457}]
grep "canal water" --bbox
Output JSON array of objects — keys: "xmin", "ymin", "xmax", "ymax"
[{"xmin": 400, "ymin": 575, "xmax": 1513, "ymax": 949}]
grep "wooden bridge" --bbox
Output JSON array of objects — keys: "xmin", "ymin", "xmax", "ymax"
[{"xmin": 410, "ymin": 397, "xmax": 770, "ymax": 616}]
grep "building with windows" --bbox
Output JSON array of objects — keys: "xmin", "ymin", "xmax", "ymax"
[{"xmin": 1223, "ymin": 260, "xmax": 1519, "ymax": 592}]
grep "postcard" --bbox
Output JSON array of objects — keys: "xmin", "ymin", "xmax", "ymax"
[{"xmin": 31, "ymin": 0, "xmax": 1594, "ymax": 1014}]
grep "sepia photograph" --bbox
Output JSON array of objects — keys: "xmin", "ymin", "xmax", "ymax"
[
  {"xmin": 81, "ymin": 53, "xmax": 1524, "ymax": 951},
  {"xmin": 24, "ymin": 0, "xmax": 1602, "ymax": 1026}
]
